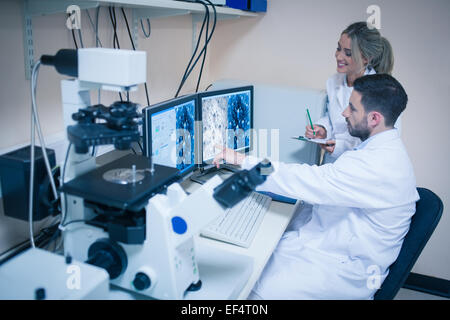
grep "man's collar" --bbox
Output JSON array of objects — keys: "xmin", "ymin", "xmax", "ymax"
[{"xmin": 355, "ymin": 128, "xmax": 399, "ymax": 150}]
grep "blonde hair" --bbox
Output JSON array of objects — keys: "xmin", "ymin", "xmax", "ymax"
[{"xmin": 342, "ymin": 22, "xmax": 394, "ymax": 75}]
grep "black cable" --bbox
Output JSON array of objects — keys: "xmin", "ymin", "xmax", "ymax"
[
  {"xmin": 175, "ymin": 0, "xmax": 217, "ymax": 97},
  {"xmin": 109, "ymin": 6, "xmax": 120, "ymax": 49},
  {"xmin": 175, "ymin": 1, "xmax": 209, "ymax": 97},
  {"xmin": 121, "ymin": 7, "xmax": 151, "ymax": 107},
  {"xmin": 77, "ymin": 29, "xmax": 85, "ymax": 48},
  {"xmin": 67, "ymin": 12, "xmax": 79, "ymax": 49},
  {"xmin": 71, "ymin": 29, "xmax": 78, "ymax": 49},
  {"xmin": 96, "ymin": 7, "xmax": 101, "ymax": 47},
  {"xmin": 61, "ymin": 219, "xmax": 88, "ymax": 228},
  {"xmin": 0, "ymin": 222, "xmax": 61, "ymax": 266},
  {"xmin": 175, "ymin": 0, "xmax": 209, "ymax": 97},
  {"xmin": 121, "ymin": 8, "xmax": 135, "ymax": 50},
  {"xmin": 137, "ymin": 140, "xmax": 144, "ymax": 153},
  {"xmin": 182, "ymin": 0, "xmax": 216, "ymax": 90},
  {"xmin": 188, "ymin": 0, "xmax": 216, "ymax": 91},
  {"xmin": 196, "ymin": 0, "xmax": 210, "ymax": 92},
  {"xmin": 60, "ymin": 142, "xmax": 72, "ymax": 227},
  {"xmin": 86, "ymin": 8, "xmax": 103, "ymax": 47},
  {"xmin": 140, "ymin": 18, "xmax": 151, "ymax": 38},
  {"xmin": 108, "ymin": 6, "xmax": 123, "ymax": 102}
]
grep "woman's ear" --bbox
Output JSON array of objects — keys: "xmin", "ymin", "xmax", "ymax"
[{"xmin": 362, "ymin": 56, "xmax": 369, "ymax": 67}]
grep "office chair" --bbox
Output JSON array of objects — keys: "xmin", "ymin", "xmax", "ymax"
[{"xmin": 374, "ymin": 187, "xmax": 443, "ymax": 300}]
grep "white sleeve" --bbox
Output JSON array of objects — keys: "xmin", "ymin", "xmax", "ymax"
[{"xmin": 242, "ymin": 151, "xmax": 402, "ymax": 209}]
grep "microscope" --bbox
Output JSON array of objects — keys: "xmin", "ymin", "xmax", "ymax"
[{"xmin": 39, "ymin": 48, "xmax": 273, "ymax": 300}]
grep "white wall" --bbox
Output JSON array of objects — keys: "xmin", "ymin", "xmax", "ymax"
[{"xmin": 0, "ymin": 0, "xmax": 449, "ymax": 280}]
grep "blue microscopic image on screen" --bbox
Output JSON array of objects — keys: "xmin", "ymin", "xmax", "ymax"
[
  {"xmin": 175, "ymin": 101, "xmax": 195, "ymax": 172},
  {"xmin": 227, "ymin": 92, "xmax": 250, "ymax": 150}
]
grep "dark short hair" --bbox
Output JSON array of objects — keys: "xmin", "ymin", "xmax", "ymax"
[{"xmin": 353, "ymin": 74, "xmax": 407, "ymax": 126}]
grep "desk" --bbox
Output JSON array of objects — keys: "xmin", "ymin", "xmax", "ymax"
[{"xmin": 180, "ymin": 170, "xmax": 301, "ymax": 300}]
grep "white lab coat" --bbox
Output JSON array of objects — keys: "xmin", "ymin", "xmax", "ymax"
[
  {"xmin": 317, "ymin": 68, "xmax": 376, "ymax": 163},
  {"xmin": 243, "ymin": 129, "xmax": 419, "ymax": 299}
]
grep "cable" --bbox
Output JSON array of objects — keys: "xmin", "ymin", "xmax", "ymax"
[
  {"xmin": 137, "ymin": 141, "xmax": 144, "ymax": 153},
  {"xmin": 59, "ymin": 143, "xmax": 72, "ymax": 229},
  {"xmin": 29, "ymin": 63, "xmax": 38, "ymax": 248},
  {"xmin": 86, "ymin": 8, "xmax": 103, "ymax": 47},
  {"xmin": 121, "ymin": 7, "xmax": 151, "ymax": 107},
  {"xmin": 182, "ymin": 0, "xmax": 217, "ymax": 93},
  {"xmin": 175, "ymin": 0, "xmax": 208, "ymax": 97},
  {"xmin": 140, "ymin": 18, "xmax": 151, "ymax": 38},
  {"xmin": 190, "ymin": 0, "xmax": 216, "ymax": 93},
  {"xmin": 30, "ymin": 61, "xmax": 58, "ymax": 200},
  {"xmin": 0, "ymin": 221, "xmax": 61, "ymax": 266},
  {"xmin": 96, "ymin": 7, "xmax": 101, "ymax": 47},
  {"xmin": 68, "ymin": 11, "xmax": 83, "ymax": 49},
  {"xmin": 90, "ymin": 7, "xmax": 103, "ymax": 104},
  {"xmin": 77, "ymin": 29, "xmax": 84, "ymax": 48},
  {"xmin": 175, "ymin": 1, "xmax": 209, "ymax": 97},
  {"xmin": 175, "ymin": 0, "xmax": 217, "ymax": 97},
  {"xmin": 109, "ymin": 6, "xmax": 120, "ymax": 49},
  {"xmin": 29, "ymin": 60, "xmax": 60, "ymax": 248},
  {"xmin": 71, "ymin": 29, "xmax": 78, "ymax": 49},
  {"xmin": 108, "ymin": 6, "xmax": 123, "ymax": 102},
  {"xmin": 195, "ymin": 0, "xmax": 211, "ymax": 92},
  {"xmin": 61, "ymin": 219, "xmax": 88, "ymax": 228}
]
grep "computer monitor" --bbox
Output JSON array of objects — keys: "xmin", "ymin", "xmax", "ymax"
[
  {"xmin": 143, "ymin": 95, "xmax": 197, "ymax": 176},
  {"xmin": 198, "ymin": 86, "xmax": 253, "ymax": 164}
]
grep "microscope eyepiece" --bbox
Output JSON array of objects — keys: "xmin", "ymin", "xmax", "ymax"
[{"xmin": 40, "ymin": 49, "xmax": 78, "ymax": 77}]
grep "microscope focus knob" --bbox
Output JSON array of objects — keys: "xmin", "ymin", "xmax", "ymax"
[{"xmin": 133, "ymin": 272, "xmax": 151, "ymax": 291}]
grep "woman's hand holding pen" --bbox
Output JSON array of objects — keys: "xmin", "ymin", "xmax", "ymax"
[
  {"xmin": 305, "ymin": 124, "xmax": 336, "ymax": 153},
  {"xmin": 305, "ymin": 124, "xmax": 326, "ymax": 139}
]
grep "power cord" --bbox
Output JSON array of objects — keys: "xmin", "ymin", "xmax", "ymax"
[
  {"xmin": 108, "ymin": 6, "xmax": 124, "ymax": 102},
  {"xmin": 29, "ymin": 60, "xmax": 59, "ymax": 248},
  {"xmin": 121, "ymin": 7, "xmax": 151, "ymax": 107},
  {"xmin": 175, "ymin": 0, "xmax": 216, "ymax": 97},
  {"xmin": 86, "ymin": 8, "xmax": 103, "ymax": 48},
  {"xmin": 175, "ymin": 0, "xmax": 209, "ymax": 97},
  {"xmin": 140, "ymin": 18, "xmax": 151, "ymax": 38}
]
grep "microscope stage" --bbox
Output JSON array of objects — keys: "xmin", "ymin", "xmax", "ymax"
[{"xmin": 61, "ymin": 154, "xmax": 180, "ymax": 211}]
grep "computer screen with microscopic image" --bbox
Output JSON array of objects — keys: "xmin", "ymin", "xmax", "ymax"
[
  {"xmin": 143, "ymin": 95, "xmax": 197, "ymax": 175},
  {"xmin": 199, "ymin": 86, "xmax": 253, "ymax": 163}
]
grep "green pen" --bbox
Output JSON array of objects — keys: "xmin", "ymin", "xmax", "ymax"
[{"xmin": 307, "ymin": 108, "xmax": 315, "ymax": 136}]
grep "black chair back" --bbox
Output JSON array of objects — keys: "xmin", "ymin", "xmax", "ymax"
[{"xmin": 374, "ymin": 187, "xmax": 443, "ymax": 300}]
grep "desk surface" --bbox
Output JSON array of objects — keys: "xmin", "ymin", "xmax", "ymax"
[{"xmin": 180, "ymin": 170, "xmax": 301, "ymax": 300}]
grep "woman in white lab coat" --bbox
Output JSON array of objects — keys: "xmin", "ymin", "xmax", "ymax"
[{"xmin": 305, "ymin": 22, "xmax": 394, "ymax": 163}]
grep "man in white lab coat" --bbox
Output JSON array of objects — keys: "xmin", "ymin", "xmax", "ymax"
[{"xmin": 213, "ymin": 74, "xmax": 420, "ymax": 299}]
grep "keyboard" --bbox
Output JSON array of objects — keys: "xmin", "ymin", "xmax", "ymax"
[{"xmin": 200, "ymin": 191, "xmax": 272, "ymax": 248}]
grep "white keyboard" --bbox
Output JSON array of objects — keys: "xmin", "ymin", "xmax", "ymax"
[{"xmin": 200, "ymin": 191, "xmax": 272, "ymax": 248}]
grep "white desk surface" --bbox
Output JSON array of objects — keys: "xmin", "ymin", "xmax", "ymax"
[{"xmin": 180, "ymin": 170, "xmax": 301, "ymax": 300}]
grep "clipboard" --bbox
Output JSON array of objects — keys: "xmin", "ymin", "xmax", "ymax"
[{"xmin": 291, "ymin": 136, "xmax": 333, "ymax": 146}]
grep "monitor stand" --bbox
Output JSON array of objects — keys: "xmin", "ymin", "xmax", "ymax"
[{"xmin": 190, "ymin": 163, "xmax": 240, "ymax": 185}]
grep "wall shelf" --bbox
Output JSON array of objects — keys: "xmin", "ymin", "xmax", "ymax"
[{"xmin": 22, "ymin": 0, "xmax": 258, "ymax": 78}]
